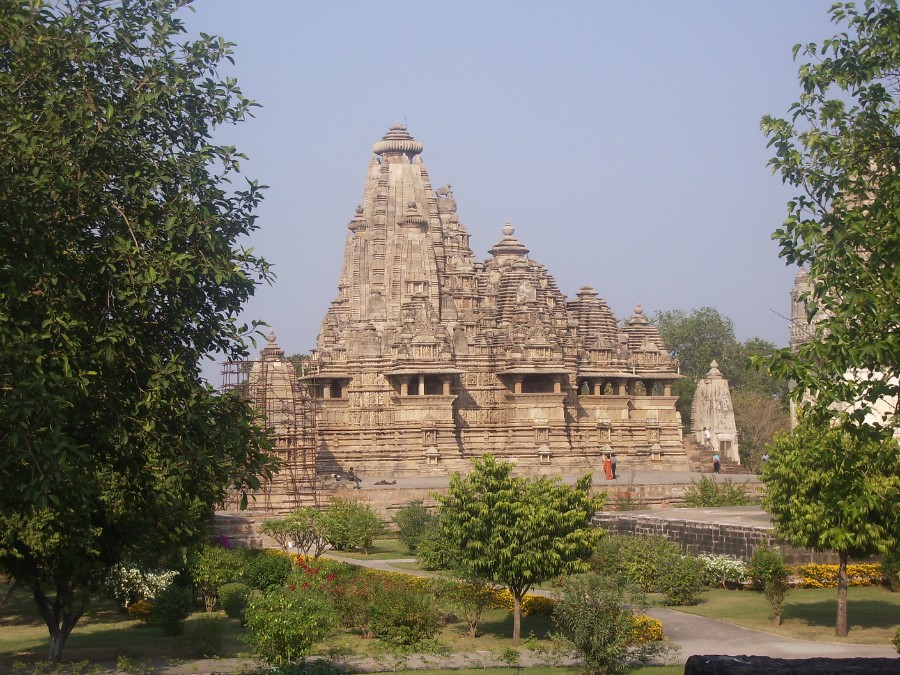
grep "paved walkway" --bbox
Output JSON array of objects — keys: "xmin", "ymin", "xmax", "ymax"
[{"xmin": 343, "ymin": 467, "xmax": 762, "ymax": 492}]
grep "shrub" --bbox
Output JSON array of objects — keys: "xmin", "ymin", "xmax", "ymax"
[
  {"xmin": 630, "ymin": 614, "xmax": 665, "ymax": 643},
  {"xmin": 681, "ymin": 475, "xmax": 754, "ymax": 507},
  {"xmin": 658, "ymin": 555, "xmax": 704, "ymax": 606},
  {"xmin": 244, "ymin": 588, "xmax": 337, "ymax": 666},
  {"xmin": 433, "ymin": 578, "xmax": 507, "ymax": 637},
  {"xmin": 592, "ymin": 534, "xmax": 681, "ymax": 594},
  {"xmin": 392, "ymin": 500, "xmax": 435, "ymax": 554},
  {"xmin": 126, "ymin": 599, "xmax": 154, "ymax": 624},
  {"xmin": 893, "ymin": 626, "xmax": 900, "ymax": 654},
  {"xmin": 415, "ymin": 517, "xmax": 458, "ymax": 570},
  {"xmin": 748, "ymin": 544, "xmax": 790, "ymax": 625},
  {"xmin": 522, "ymin": 594, "xmax": 555, "ymax": 618},
  {"xmin": 883, "ymin": 547, "xmax": 900, "ymax": 592},
  {"xmin": 218, "ymin": 582, "xmax": 251, "ymax": 621},
  {"xmin": 150, "ymin": 584, "xmax": 194, "ymax": 636},
  {"xmin": 103, "ymin": 563, "xmax": 178, "ymax": 609},
  {"xmin": 184, "ymin": 615, "xmax": 225, "ymax": 658},
  {"xmin": 320, "ymin": 498, "xmax": 385, "ymax": 552},
  {"xmin": 698, "ymin": 555, "xmax": 749, "ymax": 588},
  {"xmin": 369, "ymin": 584, "xmax": 440, "ymax": 648},
  {"xmin": 551, "ymin": 573, "xmax": 669, "ymax": 675},
  {"xmin": 248, "ymin": 550, "xmax": 292, "ymax": 590},
  {"xmin": 190, "ymin": 544, "xmax": 245, "ymax": 611},
  {"xmin": 794, "ymin": 562, "xmax": 884, "ymax": 588}
]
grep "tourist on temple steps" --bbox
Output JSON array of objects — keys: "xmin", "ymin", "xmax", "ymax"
[
  {"xmin": 347, "ymin": 467, "xmax": 361, "ymax": 489},
  {"xmin": 603, "ymin": 455, "xmax": 614, "ymax": 480},
  {"xmin": 712, "ymin": 453, "xmax": 721, "ymax": 475}
]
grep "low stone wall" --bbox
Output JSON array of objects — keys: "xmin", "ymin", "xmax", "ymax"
[{"xmin": 593, "ymin": 508, "xmax": 837, "ymax": 564}]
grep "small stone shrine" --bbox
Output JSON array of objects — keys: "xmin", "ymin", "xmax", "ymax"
[
  {"xmin": 690, "ymin": 360, "xmax": 739, "ymax": 463},
  {"xmin": 303, "ymin": 124, "xmax": 691, "ymax": 476}
]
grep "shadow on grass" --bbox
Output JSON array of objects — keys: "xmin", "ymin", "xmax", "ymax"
[
  {"xmin": 474, "ymin": 613, "xmax": 555, "ymax": 641},
  {"xmin": 783, "ymin": 597, "xmax": 900, "ymax": 629}
]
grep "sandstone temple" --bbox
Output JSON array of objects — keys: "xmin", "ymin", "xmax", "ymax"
[{"xmin": 278, "ymin": 123, "xmax": 690, "ymax": 481}]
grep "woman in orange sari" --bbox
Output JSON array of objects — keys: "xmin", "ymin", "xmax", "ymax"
[{"xmin": 603, "ymin": 454, "xmax": 614, "ymax": 480}]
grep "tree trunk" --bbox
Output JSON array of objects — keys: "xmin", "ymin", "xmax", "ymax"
[
  {"xmin": 32, "ymin": 585, "xmax": 83, "ymax": 662},
  {"xmin": 835, "ymin": 551, "xmax": 849, "ymax": 637},
  {"xmin": 512, "ymin": 590, "xmax": 523, "ymax": 643}
]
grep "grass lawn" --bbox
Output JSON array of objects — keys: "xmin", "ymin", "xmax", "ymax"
[
  {"xmin": 672, "ymin": 585, "xmax": 900, "ymax": 645},
  {"xmin": 1, "ymin": 586, "xmax": 251, "ymax": 669},
  {"xmin": 325, "ymin": 537, "xmax": 412, "ymax": 560}
]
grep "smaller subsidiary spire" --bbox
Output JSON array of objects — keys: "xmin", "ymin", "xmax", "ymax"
[
  {"xmin": 489, "ymin": 221, "xmax": 529, "ymax": 258},
  {"xmin": 372, "ymin": 123, "xmax": 423, "ymax": 157},
  {"xmin": 260, "ymin": 330, "xmax": 286, "ymax": 360}
]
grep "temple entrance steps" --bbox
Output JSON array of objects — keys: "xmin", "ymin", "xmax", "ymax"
[{"xmin": 683, "ymin": 436, "xmax": 745, "ymax": 475}]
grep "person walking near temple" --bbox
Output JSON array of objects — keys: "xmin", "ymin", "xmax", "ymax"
[
  {"xmin": 712, "ymin": 453, "xmax": 721, "ymax": 475},
  {"xmin": 603, "ymin": 454, "xmax": 614, "ymax": 480},
  {"xmin": 610, "ymin": 453, "xmax": 618, "ymax": 479}
]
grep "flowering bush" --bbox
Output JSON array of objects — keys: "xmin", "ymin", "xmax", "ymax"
[
  {"xmin": 794, "ymin": 563, "xmax": 883, "ymax": 588},
  {"xmin": 630, "ymin": 614, "xmax": 664, "ymax": 643},
  {"xmin": 522, "ymin": 594, "xmax": 555, "ymax": 617},
  {"xmin": 698, "ymin": 555, "xmax": 749, "ymax": 588},
  {"xmin": 103, "ymin": 563, "xmax": 178, "ymax": 609},
  {"xmin": 126, "ymin": 599, "xmax": 154, "ymax": 624}
]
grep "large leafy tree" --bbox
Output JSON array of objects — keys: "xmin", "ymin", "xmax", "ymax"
[
  {"xmin": 761, "ymin": 0, "xmax": 900, "ymax": 442},
  {"xmin": 760, "ymin": 0, "xmax": 900, "ymax": 637},
  {"xmin": 436, "ymin": 454, "xmax": 604, "ymax": 642},
  {"xmin": 654, "ymin": 308, "xmax": 788, "ymax": 429},
  {"xmin": 0, "ymin": 0, "xmax": 276, "ymax": 659},
  {"xmin": 764, "ymin": 420, "xmax": 899, "ymax": 635}
]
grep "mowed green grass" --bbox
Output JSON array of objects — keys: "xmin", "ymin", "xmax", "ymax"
[
  {"xmin": 673, "ymin": 585, "xmax": 900, "ymax": 645},
  {"xmin": 323, "ymin": 536, "xmax": 412, "ymax": 560}
]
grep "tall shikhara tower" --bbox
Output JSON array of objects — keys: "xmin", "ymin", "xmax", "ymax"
[{"xmin": 308, "ymin": 124, "xmax": 689, "ymax": 476}]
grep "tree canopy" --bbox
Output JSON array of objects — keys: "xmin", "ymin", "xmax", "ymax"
[
  {"xmin": 764, "ymin": 420, "xmax": 899, "ymax": 635},
  {"xmin": 760, "ymin": 0, "xmax": 900, "ymax": 637},
  {"xmin": 0, "ymin": 0, "xmax": 275, "ymax": 659},
  {"xmin": 436, "ymin": 454, "xmax": 604, "ymax": 642},
  {"xmin": 761, "ymin": 0, "xmax": 900, "ymax": 443},
  {"xmin": 653, "ymin": 307, "xmax": 789, "ymax": 445}
]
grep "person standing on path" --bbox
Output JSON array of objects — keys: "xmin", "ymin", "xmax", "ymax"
[
  {"xmin": 610, "ymin": 453, "xmax": 617, "ymax": 479},
  {"xmin": 712, "ymin": 453, "xmax": 721, "ymax": 475},
  {"xmin": 603, "ymin": 454, "xmax": 613, "ymax": 480}
]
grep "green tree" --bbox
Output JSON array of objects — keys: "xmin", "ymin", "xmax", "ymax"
[
  {"xmin": 392, "ymin": 500, "xmax": 436, "ymax": 554},
  {"xmin": 0, "ymin": 1, "xmax": 275, "ymax": 660},
  {"xmin": 190, "ymin": 545, "xmax": 246, "ymax": 612},
  {"xmin": 732, "ymin": 390, "xmax": 791, "ymax": 469},
  {"xmin": 654, "ymin": 307, "xmax": 740, "ymax": 381},
  {"xmin": 261, "ymin": 507, "xmax": 328, "ymax": 559},
  {"xmin": 763, "ymin": 420, "xmax": 899, "ymax": 635},
  {"xmin": 320, "ymin": 498, "xmax": 385, "ymax": 553},
  {"xmin": 761, "ymin": 0, "xmax": 900, "ymax": 444},
  {"xmin": 436, "ymin": 454, "xmax": 603, "ymax": 642},
  {"xmin": 653, "ymin": 308, "xmax": 787, "ymax": 424}
]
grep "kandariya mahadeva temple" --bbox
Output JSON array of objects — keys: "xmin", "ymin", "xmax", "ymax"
[{"xmin": 297, "ymin": 123, "xmax": 691, "ymax": 479}]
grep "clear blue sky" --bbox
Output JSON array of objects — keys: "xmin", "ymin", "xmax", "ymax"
[{"xmin": 184, "ymin": 1, "xmax": 838, "ymax": 379}]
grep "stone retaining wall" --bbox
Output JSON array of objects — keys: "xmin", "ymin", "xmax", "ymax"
[{"xmin": 593, "ymin": 511, "xmax": 838, "ymax": 564}]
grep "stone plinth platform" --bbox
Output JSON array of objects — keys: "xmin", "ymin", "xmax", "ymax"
[{"xmin": 217, "ymin": 468, "xmax": 766, "ymax": 548}]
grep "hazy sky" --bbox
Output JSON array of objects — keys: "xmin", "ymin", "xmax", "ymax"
[{"xmin": 183, "ymin": 1, "xmax": 838, "ymax": 380}]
